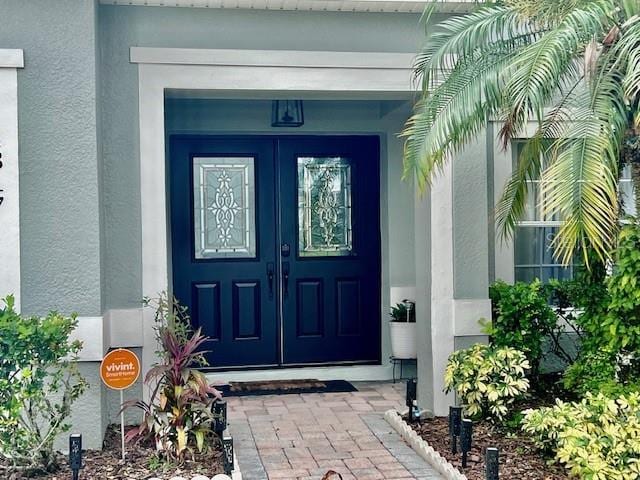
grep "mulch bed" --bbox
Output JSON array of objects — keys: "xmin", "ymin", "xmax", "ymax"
[
  {"xmin": 13, "ymin": 425, "xmax": 224, "ymax": 480},
  {"xmin": 412, "ymin": 416, "xmax": 569, "ymax": 479},
  {"xmin": 408, "ymin": 375, "xmax": 572, "ymax": 479}
]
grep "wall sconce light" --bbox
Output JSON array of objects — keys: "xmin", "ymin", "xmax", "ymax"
[{"xmin": 272, "ymin": 100, "xmax": 304, "ymax": 127}]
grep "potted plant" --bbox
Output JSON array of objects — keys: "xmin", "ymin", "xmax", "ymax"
[{"xmin": 390, "ymin": 300, "xmax": 417, "ymax": 359}]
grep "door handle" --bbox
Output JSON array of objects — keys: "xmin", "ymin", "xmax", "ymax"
[
  {"xmin": 267, "ymin": 262, "xmax": 275, "ymax": 299},
  {"xmin": 282, "ymin": 262, "xmax": 290, "ymax": 298}
]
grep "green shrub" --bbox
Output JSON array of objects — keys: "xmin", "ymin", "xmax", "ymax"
[
  {"xmin": 487, "ymin": 280, "xmax": 557, "ymax": 374},
  {"xmin": 522, "ymin": 392, "xmax": 640, "ymax": 479},
  {"xmin": 563, "ymin": 349, "xmax": 640, "ymax": 397},
  {"xmin": 562, "ymin": 350, "xmax": 617, "ymax": 396},
  {"xmin": 444, "ymin": 344, "xmax": 530, "ymax": 421},
  {"xmin": 0, "ymin": 295, "xmax": 87, "ymax": 474},
  {"xmin": 602, "ymin": 224, "xmax": 640, "ymax": 352},
  {"xmin": 124, "ymin": 294, "xmax": 222, "ymax": 462}
]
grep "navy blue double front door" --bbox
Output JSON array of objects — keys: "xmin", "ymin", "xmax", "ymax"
[{"xmin": 170, "ymin": 135, "xmax": 381, "ymax": 369}]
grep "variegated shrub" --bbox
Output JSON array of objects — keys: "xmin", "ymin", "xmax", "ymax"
[
  {"xmin": 444, "ymin": 344, "xmax": 530, "ymax": 421},
  {"xmin": 522, "ymin": 392, "xmax": 640, "ymax": 480}
]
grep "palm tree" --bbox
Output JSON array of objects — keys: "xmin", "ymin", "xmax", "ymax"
[{"xmin": 402, "ymin": 0, "xmax": 640, "ymax": 265}]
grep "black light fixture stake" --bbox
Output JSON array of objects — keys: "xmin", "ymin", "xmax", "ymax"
[
  {"xmin": 406, "ymin": 379, "xmax": 417, "ymax": 422},
  {"xmin": 222, "ymin": 432, "xmax": 234, "ymax": 475},
  {"xmin": 460, "ymin": 419, "xmax": 473, "ymax": 468},
  {"xmin": 212, "ymin": 400, "xmax": 227, "ymax": 434},
  {"xmin": 486, "ymin": 447, "xmax": 499, "ymax": 480},
  {"xmin": 69, "ymin": 433, "xmax": 82, "ymax": 480},
  {"xmin": 448, "ymin": 406, "xmax": 462, "ymax": 454}
]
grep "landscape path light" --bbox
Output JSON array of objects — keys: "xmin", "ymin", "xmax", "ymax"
[
  {"xmin": 406, "ymin": 379, "xmax": 418, "ymax": 422},
  {"xmin": 460, "ymin": 419, "xmax": 473, "ymax": 468},
  {"xmin": 69, "ymin": 433, "xmax": 82, "ymax": 480},
  {"xmin": 486, "ymin": 447, "xmax": 499, "ymax": 479},
  {"xmin": 448, "ymin": 406, "xmax": 462, "ymax": 454}
]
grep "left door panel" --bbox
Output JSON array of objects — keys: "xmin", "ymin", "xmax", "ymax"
[{"xmin": 169, "ymin": 136, "xmax": 278, "ymax": 368}]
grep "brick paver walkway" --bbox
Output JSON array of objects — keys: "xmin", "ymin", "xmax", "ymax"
[{"xmin": 227, "ymin": 381, "xmax": 443, "ymax": 480}]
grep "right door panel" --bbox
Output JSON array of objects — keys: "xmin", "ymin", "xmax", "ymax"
[{"xmin": 278, "ymin": 136, "xmax": 381, "ymax": 365}]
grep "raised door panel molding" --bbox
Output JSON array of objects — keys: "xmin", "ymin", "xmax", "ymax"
[{"xmin": 0, "ymin": 50, "xmax": 23, "ymax": 310}]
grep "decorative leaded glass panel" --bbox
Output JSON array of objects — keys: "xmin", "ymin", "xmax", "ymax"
[
  {"xmin": 298, "ymin": 157, "xmax": 353, "ymax": 257},
  {"xmin": 193, "ymin": 157, "xmax": 256, "ymax": 259}
]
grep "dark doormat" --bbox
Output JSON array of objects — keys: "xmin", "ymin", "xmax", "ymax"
[{"xmin": 218, "ymin": 379, "xmax": 357, "ymax": 397}]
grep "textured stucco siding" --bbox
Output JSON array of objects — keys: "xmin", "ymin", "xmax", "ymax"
[
  {"xmin": 99, "ymin": 4, "xmax": 430, "ymax": 310},
  {"xmin": 52, "ymin": 362, "xmax": 106, "ymax": 452},
  {"xmin": 49, "ymin": 350, "xmax": 144, "ymax": 451},
  {"xmin": 453, "ymin": 132, "xmax": 490, "ymax": 300},
  {"xmin": 0, "ymin": 0, "xmax": 103, "ymax": 316}
]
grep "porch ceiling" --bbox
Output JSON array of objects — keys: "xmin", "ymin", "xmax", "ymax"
[{"xmin": 98, "ymin": 0, "xmax": 475, "ymax": 14}]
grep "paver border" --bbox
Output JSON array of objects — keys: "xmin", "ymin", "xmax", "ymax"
[{"xmin": 384, "ymin": 410, "xmax": 467, "ymax": 480}]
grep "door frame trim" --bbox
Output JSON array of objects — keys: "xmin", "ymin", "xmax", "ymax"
[{"xmin": 134, "ymin": 48, "xmax": 414, "ymax": 385}]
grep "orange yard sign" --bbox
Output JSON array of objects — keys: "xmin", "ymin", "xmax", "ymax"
[{"xmin": 100, "ymin": 348, "xmax": 140, "ymax": 390}]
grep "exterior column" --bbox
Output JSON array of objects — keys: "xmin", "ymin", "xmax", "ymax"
[
  {"xmin": 138, "ymin": 64, "xmax": 168, "ymax": 403},
  {"xmin": 0, "ymin": 50, "xmax": 23, "ymax": 310},
  {"xmin": 427, "ymin": 160, "xmax": 456, "ymax": 416},
  {"xmin": 415, "ymin": 160, "xmax": 456, "ymax": 416}
]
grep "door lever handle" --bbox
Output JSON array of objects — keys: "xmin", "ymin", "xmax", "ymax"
[
  {"xmin": 282, "ymin": 262, "xmax": 290, "ymax": 298},
  {"xmin": 267, "ymin": 262, "xmax": 275, "ymax": 299}
]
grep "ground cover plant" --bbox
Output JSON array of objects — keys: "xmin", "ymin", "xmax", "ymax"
[{"xmin": 0, "ymin": 295, "xmax": 87, "ymax": 476}]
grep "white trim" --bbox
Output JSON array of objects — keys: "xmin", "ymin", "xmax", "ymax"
[
  {"xmin": 0, "ymin": 49, "xmax": 24, "ymax": 69},
  {"xmin": 131, "ymin": 47, "xmax": 415, "ymax": 70},
  {"xmin": 429, "ymin": 160, "xmax": 455, "ymax": 416},
  {"xmin": 0, "ymin": 50, "xmax": 23, "ymax": 311},
  {"xmin": 70, "ymin": 316, "xmax": 108, "ymax": 361},
  {"xmin": 135, "ymin": 48, "xmax": 416, "ymax": 392},
  {"xmin": 385, "ymin": 410, "xmax": 467, "ymax": 480},
  {"xmin": 207, "ymin": 364, "xmax": 393, "ymax": 384},
  {"xmin": 67, "ymin": 308, "xmax": 146, "ymax": 362},
  {"xmin": 101, "ymin": 0, "xmax": 475, "ymax": 14}
]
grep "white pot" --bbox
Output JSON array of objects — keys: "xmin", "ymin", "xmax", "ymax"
[{"xmin": 390, "ymin": 322, "xmax": 417, "ymax": 359}]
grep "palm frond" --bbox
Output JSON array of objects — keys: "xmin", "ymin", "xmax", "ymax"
[
  {"xmin": 403, "ymin": 9, "xmax": 546, "ymax": 191},
  {"xmin": 541, "ymin": 64, "xmax": 627, "ymax": 263},
  {"xmin": 613, "ymin": 15, "xmax": 640, "ymax": 102},
  {"xmin": 412, "ymin": 6, "xmax": 540, "ymax": 89},
  {"xmin": 499, "ymin": 1, "xmax": 613, "ymax": 145},
  {"xmin": 495, "ymin": 75, "xmax": 585, "ymax": 240},
  {"xmin": 403, "ymin": 44, "xmax": 519, "ymax": 190}
]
